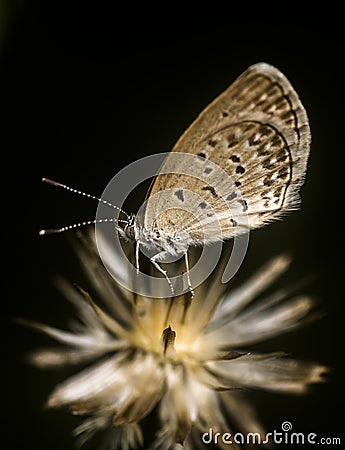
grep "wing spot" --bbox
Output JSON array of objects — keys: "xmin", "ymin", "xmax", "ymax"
[
  {"xmin": 257, "ymin": 144, "xmax": 269, "ymax": 157},
  {"xmin": 236, "ymin": 165, "xmax": 245, "ymax": 174},
  {"xmin": 238, "ymin": 199, "xmax": 248, "ymax": 212},
  {"xmin": 274, "ymin": 186, "xmax": 283, "ymax": 197},
  {"xmin": 262, "ymin": 158, "xmax": 275, "ymax": 170},
  {"xmin": 174, "ymin": 189, "xmax": 185, "ymax": 202},
  {"xmin": 227, "ymin": 133, "xmax": 239, "ymax": 147},
  {"xmin": 208, "ymin": 139, "xmax": 218, "ymax": 147},
  {"xmin": 197, "ymin": 152, "xmax": 207, "ymax": 159},
  {"xmin": 229, "ymin": 155, "xmax": 240, "ymax": 163},
  {"xmin": 204, "ymin": 167, "xmax": 213, "ymax": 174},
  {"xmin": 199, "ymin": 201, "xmax": 207, "ymax": 209},
  {"xmin": 226, "ymin": 192, "xmax": 237, "ymax": 201},
  {"xmin": 263, "ymin": 176, "xmax": 274, "ymax": 187},
  {"xmin": 281, "ymin": 110, "xmax": 295, "ymax": 122},
  {"xmin": 202, "ymin": 186, "xmax": 218, "ymax": 197},
  {"xmin": 278, "ymin": 167, "xmax": 289, "ymax": 179},
  {"xmin": 276, "ymin": 149, "xmax": 289, "ymax": 162},
  {"xmin": 271, "ymin": 135, "xmax": 282, "ymax": 147},
  {"xmin": 257, "ymin": 125, "xmax": 274, "ymax": 138},
  {"xmin": 248, "ymin": 133, "xmax": 261, "ymax": 146}
]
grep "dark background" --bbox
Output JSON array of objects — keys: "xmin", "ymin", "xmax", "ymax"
[{"xmin": 4, "ymin": 2, "xmax": 343, "ymax": 449}]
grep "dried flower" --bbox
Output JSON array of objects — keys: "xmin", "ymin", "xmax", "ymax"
[{"xmin": 21, "ymin": 233, "xmax": 327, "ymax": 449}]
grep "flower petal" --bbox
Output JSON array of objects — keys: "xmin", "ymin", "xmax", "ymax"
[
  {"xmin": 47, "ymin": 352, "xmax": 130, "ymax": 407},
  {"xmin": 212, "ymin": 254, "xmax": 291, "ymax": 324},
  {"xmin": 27, "ymin": 346, "xmax": 121, "ymax": 368},
  {"xmin": 17, "ymin": 318, "xmax": 115, "ymax": 349},
  {"xmin": 158, "ymin": 365, "xmax": 196, "ymax": 445},
  {"xmin": 207, "ymin": 295, "xmax": 317, "ymax": 346},
  {"xmin": 206, "ymin": 354, "xmax": 327, "ymax": 393}
]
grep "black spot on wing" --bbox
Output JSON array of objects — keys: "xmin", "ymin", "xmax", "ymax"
[
  {"xmin": 201, "ymin": 186, "xmax": 218, "ymax": 197},
  {"xmin": 237, "ymin": 199, "xmax": 248, "ymax": 212},
  {"xmin": 208, "ymin": 139, "xmax": 218, "ymax": 147},
  {"xmin": 235, "ymin": 165, "xmax": 245, "ymax": 174},
  {"xmin": 175, "ymin": 189, "xmax": 185, "ymax": 202},
  {"xmin": 227, "ymin": 133, "xmax": 240, "ymax": 147},
  {"xmin": 226, "ymin": 192, "xmax": 237, "ymax": 201}
]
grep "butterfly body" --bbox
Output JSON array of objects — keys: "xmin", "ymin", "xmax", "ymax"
[
  {"xmin": 116, "ymin": 212, "xmax": 191, "ymax": 294},
  {"xmin": 129, "ymin": 218, "xmax": 190, "ymax": 261}
]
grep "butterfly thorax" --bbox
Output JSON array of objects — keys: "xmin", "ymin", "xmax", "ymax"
[{"xmin": 130, "ymin": 215, "xmax": 189, "ymax": 262}]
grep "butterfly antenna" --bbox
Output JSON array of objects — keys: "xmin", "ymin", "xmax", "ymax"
[
  {"xmin": 41, "ymin": 178, "xmax": 130, "ymax": 219},
  {"xmin": 39, "ymin": 218, "xmax": 129, "ymax": 235}
]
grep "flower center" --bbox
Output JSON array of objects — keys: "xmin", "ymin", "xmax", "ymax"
[{"xmin": 160, "ymin": 325, "xmax": 176, "ymax": 358}]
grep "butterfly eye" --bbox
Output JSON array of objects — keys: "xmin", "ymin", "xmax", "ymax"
[{"xmin": 125, "ymin": 224, "xmax": 135, "ymax": 241}]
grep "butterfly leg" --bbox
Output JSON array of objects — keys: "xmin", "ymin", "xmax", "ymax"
[
  {"xmin": 150, "ymin": 253, "xmax": 175, "ymax": 296},
  {"xmin": 184, "ymin": 252, "xmax": 195, "ymax": 298},
  {"xmin": 135, "ymin": 241, "xmax": 140, "ymax": 275}
]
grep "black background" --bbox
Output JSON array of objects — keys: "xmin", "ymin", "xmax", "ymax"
[{"xmin": 4, "ymin": 2, "xmax": 343, "ymax": 449}]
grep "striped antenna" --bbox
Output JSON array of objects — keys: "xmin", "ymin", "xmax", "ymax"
[
  {"xmin": 41, "ymin": 178, "xmax": 130, "ymax": 219},
  {"xmin": 39, "ymin": 218, "xmax": 128, "ymax": 235},
  {"xmin": 39, "ymin": 178, "xmax": 130, "ymax": 235}
]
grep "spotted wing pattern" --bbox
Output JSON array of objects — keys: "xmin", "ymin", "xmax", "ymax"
[{"xmin": 144, "ymin": 63, "xmax": 310, "ymax": 243}]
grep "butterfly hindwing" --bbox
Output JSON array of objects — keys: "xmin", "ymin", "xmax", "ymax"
[{"xmin": 144, "ymin": 63, "xmax": 310, "ymax": 244}]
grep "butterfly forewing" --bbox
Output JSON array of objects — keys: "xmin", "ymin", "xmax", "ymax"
[{"xmin": 144, "ymin": 63, "xmax": 310, "ymax": 244}]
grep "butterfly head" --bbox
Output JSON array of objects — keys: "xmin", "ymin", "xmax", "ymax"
[
  {"xmin": 123, "ymin": 213, "xmax": 137, "ymax": 241},
  {"xmin": 136, "ymin": 220, "xmax": 190, "ymax": 260}
]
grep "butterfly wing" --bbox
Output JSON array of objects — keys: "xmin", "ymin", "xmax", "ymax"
[{"xmin": 144, "ymin": 63, "xmax": 310, "ymax": 243}]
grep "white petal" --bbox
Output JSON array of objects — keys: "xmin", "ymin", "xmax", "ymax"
[
  {"xmin": 206, "ymin": 354, "xmax": 327, "ymax": 393},
  {"xmin": 158, "ymin": 365, "xmax": 196, "ymax": 445},
  {"xmin": 81, "ymin": 289, "xmax": 135, "ymax": 343},
  {"xmin": 111, "ymin": 353, "xmax": 165, "ymax": 424},
  {"xmin": 17, "ymin": 318, "xmax": 113, "ymax": 348},
  {"xmin": 47, "ymin": 352, "xmax": 129, "ymax": 407},
  {"xmin": 207, "ymin": 295, "xmax": 315, "ymax": 346},
  {"xmin": 212, "ymin": 254, "xmax": 291, "ymax": 322},
  {"xmin": 28, "ymin": 346, "xmax": 122, "ymax": 368}
]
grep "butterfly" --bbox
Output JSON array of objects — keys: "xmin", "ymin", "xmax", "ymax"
[{"xmin": 41, "ymin": 63, "xmax": 311, "ymax": 297}]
